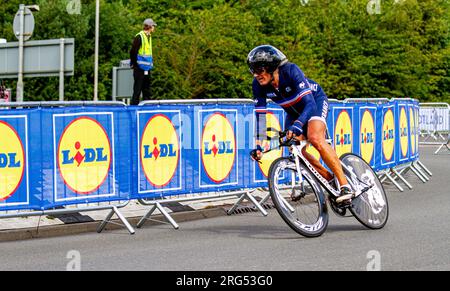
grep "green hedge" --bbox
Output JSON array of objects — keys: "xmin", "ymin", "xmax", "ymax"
[{"xmin": 0, "ymin": 0, "xmax": 448, "ymax": 102}]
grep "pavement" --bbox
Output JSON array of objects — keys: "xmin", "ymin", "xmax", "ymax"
[
  {"xmin": 0, "ymin": 145, "xmax": 445, "ymax": 242},
  {"xmin": 0, "ymin": 190, "xmax": 272, "ymax": 242}
]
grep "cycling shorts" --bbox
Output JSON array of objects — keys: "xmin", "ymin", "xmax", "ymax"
[{"xmin": 284, "ymin": 97, "xmax": 329, "ymax": 138}]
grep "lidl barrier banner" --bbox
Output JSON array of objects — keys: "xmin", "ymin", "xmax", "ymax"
[
  {"xmin": 0, "ymin": 113, "xmax": 30, "ymax": 209},
  {"xmin": 357, "ymin": 105, "xmax": 377, "ymax": 168},
  {"xmin": 327, "ymin": 99, "xmax": 419, "ymax": 171},
  {"xmin": 53, "ymin": 112, "xmax": 116, "ymax": 202},
  {"xmin": 380, "ymin": 103, "xmax": 397, "ymax": 169},
  {"xmin": 199, "ymin": 110, "xmax": 238, "ymax": 188},
  {"xmin": 137, "ymin": 110, "xmax": 182, "ymax": 195},
  {"xmin": 329, "ymin": 104, "xmax": 356, "ymax": 159},
  {"xmin": 0, "ymin": 99, "xmax": 419, "ymax": 212}
]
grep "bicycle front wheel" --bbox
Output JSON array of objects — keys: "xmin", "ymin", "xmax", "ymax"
[
  {"xmin": 268, "ymin": 157, "xmax": 328, "ymax": 237},
  {"xmin": 340, "ymin": 153, "xmax": 389, "ymax": 229}
]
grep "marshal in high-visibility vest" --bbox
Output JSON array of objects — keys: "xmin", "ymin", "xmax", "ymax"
[
  {"xmin": 136, "ymin": 31, "xmax": 153, "ymax": 71},
  {"xmin": 130, "ymin": 18, "xmax": 157, "ymax": 105}
]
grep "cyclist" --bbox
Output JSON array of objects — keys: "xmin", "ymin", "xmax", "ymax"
[{"xmin": 248, "ymin": 45, "xmax": 354, "ymax": 203}]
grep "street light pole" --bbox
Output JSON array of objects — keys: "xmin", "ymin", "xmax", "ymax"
[
  {"xmin": 14, "ymin": 4, "xmax": 38, "ymax": 102},
  {"xmin": 16, "ymin": 4, "xmax": 25, "ymax": 103},
  {"xmin": 94, "ymin": 0, "xmax": 99, "ymax": 101}
]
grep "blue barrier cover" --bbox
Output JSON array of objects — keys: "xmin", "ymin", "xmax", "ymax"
[
  {"xmin": 39, "ymin": 106, "xmax": 132, "ymax": 209},
  {"xmin": 355, "ymin": 104, "xmax": 378, "ymax": 168},
  {"xmin": 0, "ymin": 99, "xmax": 419, "ymax": 212},
  {"xmin": 378, "ymin": 102, "xmax": 397, "ymax": 170},
  {"xmin": 0, "ymin": 109, "xmax": 36, "ymax": 211},
  {"xmin": 328, "ymin": 102, "xmax": 356, "ymax": 159}
]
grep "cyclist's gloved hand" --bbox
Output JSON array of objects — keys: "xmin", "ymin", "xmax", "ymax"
[
  {"xmin": 250, "ymin": 145, "xmax": 263, "ymax": 162},
  {"xmin": 288, "ymin": 121, "xmax": 303, "ymax": 138}
]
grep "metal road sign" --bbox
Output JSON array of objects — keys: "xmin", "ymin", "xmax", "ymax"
[
  {"xmin": 112, "ymin": 67, "xmax": 133, "ymax": 100},
  {"xmin": 0, "ymin": 38, "xmax": 74, "ymax": 78},
  {"xmin": 13, "ymin": 7, "xmax": 35, "ymax": 41}
]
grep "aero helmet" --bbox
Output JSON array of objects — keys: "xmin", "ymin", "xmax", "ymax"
[{"xmin": 247, "ymin": 45, "xmax": 287, "ymax": 74}]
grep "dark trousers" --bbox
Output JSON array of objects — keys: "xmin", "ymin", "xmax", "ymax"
[{"xmin": 131, "ymin": 68, "xmax": 152, "ymax": 105}]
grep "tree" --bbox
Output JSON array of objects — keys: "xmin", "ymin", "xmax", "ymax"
[{"xmin": 0, "ymin": 0, "xmax": 448, "ymax": 102}]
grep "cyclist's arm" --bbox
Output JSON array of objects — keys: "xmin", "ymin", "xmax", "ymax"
[
  {"xmin": 289, "ymin": 95, "xmax": 317, "ymax": 136},
  {"xmin": 287, "ymin": 65, "xmax": 317, "ymax": 136}
]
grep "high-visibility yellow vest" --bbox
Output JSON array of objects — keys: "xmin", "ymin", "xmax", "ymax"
[{"xmin": 136, "ymin": 31, "xmax": 153, "ymax": 71}]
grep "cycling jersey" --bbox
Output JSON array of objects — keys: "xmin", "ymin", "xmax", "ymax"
[
  {"xmin": 253, "ymin": 62, "xmax": 327, "ymax": 138},
  {"xmin": 284, "ymin": 78, "xmax": 329, "ymax": 131}
]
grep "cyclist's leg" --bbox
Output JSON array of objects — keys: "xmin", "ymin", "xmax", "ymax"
[
  {"xmin": 300, "ymin": 146, "xmax": 333, "ymax": 181},
  {"xmin": 285, "ymin": 112, "xmax": 338, "ymax": 183},
  {"xmin": 285, "ymin": 112, "xmax": 333, "ymax": 181},
  {"xmin": 307, "ymin": 119, "xmax": 348, "ymax": 188}
]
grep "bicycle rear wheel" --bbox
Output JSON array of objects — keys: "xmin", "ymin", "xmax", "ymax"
[
  {"xmin": 340, "ymin": 153, "xmax": 389, "ymax": 229},
  {"xmin": 268, "ymin": 157, "xmax": 328, "ymax": 237}
]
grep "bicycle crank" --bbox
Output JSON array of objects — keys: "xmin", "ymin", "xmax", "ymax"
[{"xmin": 290, "ymin": 189, "xmax": 306, "ymax": 202}]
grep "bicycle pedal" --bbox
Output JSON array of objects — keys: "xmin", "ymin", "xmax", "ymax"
[
  {"xmin": 339, "ymin": 199, "xmax": 353, "ymax": 206},
  {"xmin": 291, "ymin": 191, "xmax": 306, "ymax": 202}
]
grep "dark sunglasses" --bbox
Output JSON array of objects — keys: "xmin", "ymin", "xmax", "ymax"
[{"xmin": 249, "ymin": 67, "xmax": 266, "ymax": 75}]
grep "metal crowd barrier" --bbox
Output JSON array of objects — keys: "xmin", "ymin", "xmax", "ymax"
[
  {"xmin": 135, "ymin": 99, "xmax": 268, "ymax": 229},
  {"xmin": 0, "ymin": 101, "xmax": 136, "ymax": 235},
  {"xmin": 0, "ymin": 98, "xmax": 438, "ymax": 236},
  {"xmin": 419, "ymin": 102, "xmax": 450, "ymax": 154},
  {"xmin": 378, "ymin": 98, "xmax": 432, "ymax": 191},
  {"xmin": 315, "ymin": 97, "xmax": 431, "ymax": 193}
]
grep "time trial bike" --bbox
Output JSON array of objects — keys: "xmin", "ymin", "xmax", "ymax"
[{"xmin": 264, "ymin": 129, "xmax": 389, "ymax": 237}]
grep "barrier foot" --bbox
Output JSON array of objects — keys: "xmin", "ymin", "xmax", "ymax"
[
  {"xmin": 412, "ymin": 162, "xmax": 430, "ymax": 181},
  {"xmin": 434, "ymin": 144, "xmax": 446, "ymax": 154},
  {"xmin": 259, "ymin": 192, "xmax": 271, "ymax": 206},
  {"xmin": 136, "ymin": 205, "xmax": 157, "ymax": 228},
  {"xmin": 245, "ymin": 191, "xmax": 268, "ymax": 216},
  {"xmin": 392, "ymin": 168, "xmax": 413, "ymax": 190},
  {"xmin": 256, "ymin": 189, "xmax": 296, "ymax": 214},
  {"xmin": 228, "ymin": 191, "xmax": 268, "ymax": 217},
  {"xmin": 378, "ymin": 172, "xmax": 387, "ymax": 184},
  {"xmin": 227, "ymin": 195, "xmax": 246, "ymax": 215},
  {"xmin": 416, "ymin": 160, "xmax": 433, "ymax": 177},
  {"xmin": 136, "ymin": 202, "xmax": 179, "ymax": 230},
  {"xmin": 97, "ymin": 206, "xmax": 135, "ymax": 235},
  {"xmin": 156, "ymin": 203, "xmax": 179, "ymax": 229},
  {"xmin": 409, "ymin": 164, "xmax": 428, "ymax": 183},
  {"xmin": 380, "ymin": 167, "xmax": 410, "ymax": 185},
  {"xmin": 383, "ymin": 170, "xmax": 404, "ymax": 192}
]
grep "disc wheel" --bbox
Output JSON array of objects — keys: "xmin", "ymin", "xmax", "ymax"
[{"xmin": 340, "ymin": 154, "xmax": 389, "ymax": 229}]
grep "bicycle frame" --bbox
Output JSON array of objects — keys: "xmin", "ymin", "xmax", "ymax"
[{"xmin": 288, "ymin": 140, "xmax": 371, "ymax": 200}]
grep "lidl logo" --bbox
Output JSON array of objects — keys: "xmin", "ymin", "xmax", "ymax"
[
  {"xmin": 409, "ymin": 107, "xmax": 417, "ymax": 156},
  {"xmin": 256, "ymin": 112, "xmax": 283, "ymax": 177},
  {"xmin": 382, "ymin": 109, "xmax": 395, "ymax": 162},
  {"xmin": 57, "ymin": 117, "xmax": 112, "ymax": 194},
  {"xmin": 140, "ymin": 114, "xmax": 179, "ymax": 187},
  {"xmin": 334, "ymin": 110, "xmax": 352, "ymax": 158},
  {"xmin": 0, "ymin": 121, "xmax": 25, "ymax": 200},
  {"xmin": 201, "ymin": 113, "xmax": 236, "ymax": 183},
  {"xmin": 360, "ymin": 109, "xmax": 375, "ymax": 164},
  {"xmin": 399, "ymin": 107, "xmax": 409, "ymax": 158}
]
